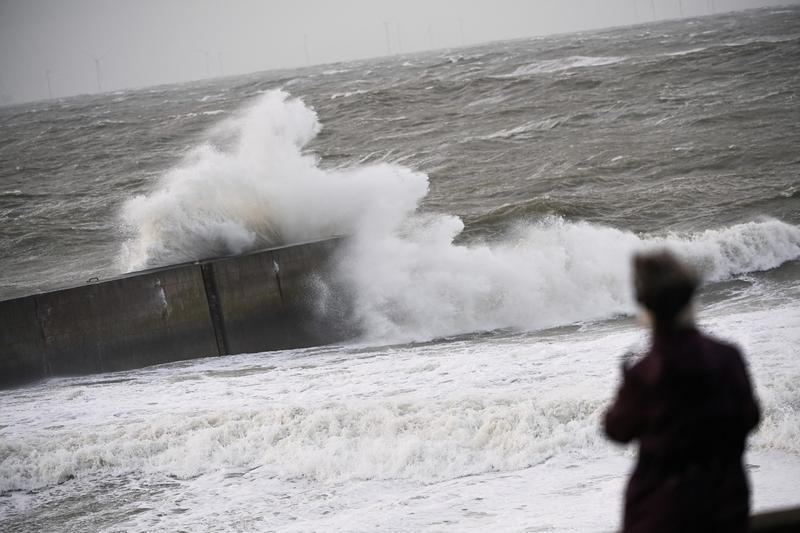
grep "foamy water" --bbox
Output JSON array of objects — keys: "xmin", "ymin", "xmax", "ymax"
[{"xmin": 2, "ymin": 288, "xmax": 799, "ymax": 531}]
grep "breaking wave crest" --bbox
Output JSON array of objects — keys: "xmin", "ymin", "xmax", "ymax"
[
  {"xmin": 119, "ymin": 90, "xmax": 800, "ymax": 343},
  {"xmin": 341, "ymin": 215, "xmax": 800, "ymax": 342},
  {"xmin": 0, "ymin": 396, "xmax": 602, "ymax": 491},
  {"xmin": 119, "ymin": 90, "xmax": 427, "ymax": 271},
  {"xmin": 500, "ymin": 56, "xmax": 626, "ymax": 77},
  {"xmin": 3, "ymin": 380, "xmax": 798, "ymax": 492}
]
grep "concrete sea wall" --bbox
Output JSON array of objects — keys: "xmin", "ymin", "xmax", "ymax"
[{"xmin": 0, "ymin": 237, "xmax": 347, "ymax": 388}]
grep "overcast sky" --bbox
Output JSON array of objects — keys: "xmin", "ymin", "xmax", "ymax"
[{"xmin": 1, "ymin": 0, "xmax": 797, "ymax": 103}]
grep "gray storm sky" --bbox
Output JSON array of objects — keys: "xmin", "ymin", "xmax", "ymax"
[{"xmin": 0, "ymin": 0, "xmax": 797, "ymax": 104}]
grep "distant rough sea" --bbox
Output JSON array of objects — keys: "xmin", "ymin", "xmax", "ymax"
[{"xmin": 1, "ymin": 6, "xmax": 799, "ymax": 532}]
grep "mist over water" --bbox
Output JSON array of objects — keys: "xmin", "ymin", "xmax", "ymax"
[{"xmin": 1, "ymin": 6, "xmax": 800, "ymax": 532}]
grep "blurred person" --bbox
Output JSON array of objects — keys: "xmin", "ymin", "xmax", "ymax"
[{"xmin": 604, "ymin": 250, "xmax": 760, "ymax": 533}]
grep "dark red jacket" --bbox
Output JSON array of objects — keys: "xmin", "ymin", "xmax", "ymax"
[{"xmin": 604, "ymin": 327, "xmax": 760, "ymax": 533}]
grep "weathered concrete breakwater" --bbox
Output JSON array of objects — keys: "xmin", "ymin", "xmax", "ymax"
[{"xmin": 0, "ymin": 237, "xmax": 349, "ymax": 388}]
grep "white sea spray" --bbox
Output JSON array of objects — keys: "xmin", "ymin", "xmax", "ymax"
[{"xmin": 119, "ymin": 90, "xmax": 800, "ymax": 345}]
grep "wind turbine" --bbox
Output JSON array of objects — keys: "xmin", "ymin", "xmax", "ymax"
[
  {"xmin": 383, "ymin": 21, "xmax": 392, "ymax": 54},
  {"xmin": 83, "ymin": 50, "xmax": 108, "ymax": 93},
  {"xmin": 46, "ymin": 69, "xmax": 53, "ymax": 99},
  {"xmin": 0, "ymin": 78, "xmax": 14, "ymax": 104},
  {"xmin": 88, "ymin": 55, "xmax": 103, "ymax": 92}
]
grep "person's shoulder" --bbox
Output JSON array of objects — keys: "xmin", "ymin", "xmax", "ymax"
[
  {"xmin": 698, "ymin": 330, "xmax": 746, "ymax": 364},
  {"xmin": 700, "ymin": 331, "xmax": 738, "ymax": 350},
  {"xmin": 626, "ymin": 350, "xmax": 662, "ymax": 384}
]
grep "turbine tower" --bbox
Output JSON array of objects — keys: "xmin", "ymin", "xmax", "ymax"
[
  {"xmin": 46, "ymin": 69, "xmax": 53, "ymax": 99},
  {"xmin": 383, "ymin": 21, "xmax": 391, "ymax": 54},
  {"xmin": 0, "ymin": 78, "xmax": 12, "ymax": 104},
  {"xmin": 84, "ymin": 49, "xmax": 109, "ymax": 93},
  {"xmin": 91, "ymin": 57, "xmax": 103, "ymax": 92}
]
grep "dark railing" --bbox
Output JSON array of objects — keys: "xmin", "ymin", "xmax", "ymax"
[{"xmin": 752, "ymin": 507, "xmax": 800, "ymax": 533}]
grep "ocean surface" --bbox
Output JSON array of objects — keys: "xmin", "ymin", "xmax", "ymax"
[{"xmin": 1, "ymin": 6, "xmax": 799, "ymax": 532}]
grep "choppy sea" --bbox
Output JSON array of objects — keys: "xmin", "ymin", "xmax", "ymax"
[{"xmin": 1, "ymin": 6, "xmax": 799, "ymax": 532}]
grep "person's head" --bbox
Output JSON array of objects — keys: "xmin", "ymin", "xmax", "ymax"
[{"xmin": 633, "ymin": 249, "xmax": 699, "ymax": 329}]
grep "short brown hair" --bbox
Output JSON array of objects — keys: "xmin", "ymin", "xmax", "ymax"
[{"xmin": 633, "ymin": 250, "xmax": 699, "ymax": 323}]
